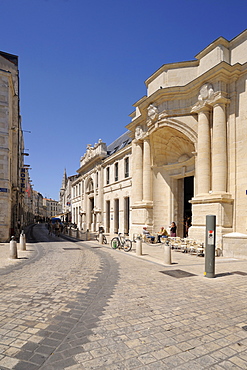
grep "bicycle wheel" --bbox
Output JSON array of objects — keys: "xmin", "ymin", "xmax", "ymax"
[
  {"xmin": 111, "ymin": 237, "xmax": 119, "ymax": 249},
  {"xmin": 123, "ymin": 239, "xmax": 132, "ymax": 252}
]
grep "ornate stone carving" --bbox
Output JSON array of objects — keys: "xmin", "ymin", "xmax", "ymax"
[
  {"xmin": 80, "ymin": 139, "xmax": 107, "ymax": 167},
  {"xmin": 192, "ymin": 83, "xmax": 215, "ymax": 112},
  {"xmin": 158, "ymin": 110, "xmax": 168, "ymax": 120},
  {"xmin": 192, "ymin": 83, "xmax": 230, "ymax": 113},
  {"xmin": 198, "ymin": 83, "xmax": 214, "ymax": 102},
  {"xmin": 135, "ymin": 125, "xmax": 144, "ymax": 140},
  {"xmin": 147, "ymin": 103, "xmax": 158, "ymax": 126}
]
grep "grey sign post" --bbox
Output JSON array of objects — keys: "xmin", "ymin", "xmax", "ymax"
[{"xmin": 204, "ymin": 215, "xmax": 216, "ymax": 278}]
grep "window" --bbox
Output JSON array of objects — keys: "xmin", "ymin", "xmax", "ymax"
[
  {"xmin": 115, "ymin": 162, "xmax": 118, "ymax": 182},
  {"xmin": 106, "ymin": 167, "xmax": 110, "ymax": 185},
  {"xmin": 96, "ymin": 172, "xmax": 99, "ymax": 188},
  {"xmin": 88, "ymin": 179, "xmax": 94, "ymax": 192},
  {"xmin": 124, "ymin": 157, "xmax": 129, "ymax": 178}
]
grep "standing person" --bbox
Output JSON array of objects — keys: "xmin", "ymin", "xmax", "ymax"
[
  {"xmin": 170, "ymin": 222, "xmax": 177, "ymax": 237},
  {"xmin": 184, "ymin": 216, "xmax": 191, "ymax": 237},
  {"xmin": 55, "ymin": 220, "xmax": 60, "ymax": 237},
  {"xmin": 48, "ymin": 221, "xmax": 52, "ymax": 235}
]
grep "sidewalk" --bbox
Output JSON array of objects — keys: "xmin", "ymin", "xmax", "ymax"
[
  {"xmin": 0, "ymin": 242, "xmax": 36, "ymax": 271},
  {"xmin": 89, "ymin": 237, "xmax": 247, "ymax": 279},
  {"xmin": 1, "ymin": 235, "xmax": 247, "ymax": 279}
]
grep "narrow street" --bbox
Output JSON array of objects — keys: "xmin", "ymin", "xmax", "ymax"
[{"xmin": 0, "ymin": 224, "xmax": 247, "ymax": 369}]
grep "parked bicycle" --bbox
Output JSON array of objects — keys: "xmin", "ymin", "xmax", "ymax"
[{"xmin": 111, "ymin": 233, "xmax": 132, "ymax": 252}]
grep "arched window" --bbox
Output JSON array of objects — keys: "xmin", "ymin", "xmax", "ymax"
[{"xmin": 87, "ymin": 178, "xmax": 94, "ymax": 193}]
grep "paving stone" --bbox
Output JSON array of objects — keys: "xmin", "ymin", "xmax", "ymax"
[
  {"xmin": 44, "ymin": 356, "xmax": 76, "ymax": 369},
  {"xmin": 35, "ymin": 344, "xmax": 55, "ymax": 356},
  {"xmin": 1, "ymin": 224, "xmax": 247, "ymax": 369},
  {"xmin": 14, "ymin": 361, "xmax": 40, "ymax": 370},
  {"xmin": 15, "ymin": 350, "xmax": 34, "ymax": 361},
  {"xmin": 0, "ymin": 355, "xmax": 19, "ymax": 369}
]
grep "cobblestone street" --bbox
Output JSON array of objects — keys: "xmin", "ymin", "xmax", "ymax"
[{"xmin": 0, "ymin": 224, "xmax": 247, "ymax": 369}]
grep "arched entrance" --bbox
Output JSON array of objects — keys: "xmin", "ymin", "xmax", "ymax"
[
  {"xmin": 86, "ymin": 177, "xmax": 96, "ymax": 231},
  {"xmin": 151, "ymin": 126, "xmax": 195, "ymax": 236}
]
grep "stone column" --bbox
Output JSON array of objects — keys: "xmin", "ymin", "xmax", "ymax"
[
  {"xmin": 132, "ymin": 140, "xmax": 143, "ymax": 203},
  {"xmin": 97, "ymin": 169, "xmax": 103, "ymax": 213},
  {"xmin": 212, "ymin": 101, "xmax": 227, "ymax": 193},
  {"xmin": 143, "ymin": 138, "xmax": 152, "ymax": 202},
  {"xmin": 197, "ymin": 107, "xmax": 211, "ymax": 195}
]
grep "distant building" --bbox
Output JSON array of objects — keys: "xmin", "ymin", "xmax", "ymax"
[
  {"xmin": 59, "ymin": 170, "xmax": 76, "ymax": 223},
  {"xmin": 43, "ymin": 198, "xmax": 62, "ymax": 220}
]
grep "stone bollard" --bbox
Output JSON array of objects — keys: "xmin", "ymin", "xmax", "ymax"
[
  {"xmin": 86, "ymin": 229, "xmax": 90, "ymax": 241},
  {"xmin": 10, "ymin": 236, "xmax": 18, "ymax": 259},
  {"xmin": 136, "ymin": 237, "xmax": 142, "ymax": 256},
  {"xmin": 164, "ymin": 243, "xmax": 172, "ymax": 265},
  {"xmin": 20, "ymin": 230, "xmax": 26, "ymax": 251},
  {"xmin": 99, "ymin": 233, "xmax": 103, "ymax": 244}
]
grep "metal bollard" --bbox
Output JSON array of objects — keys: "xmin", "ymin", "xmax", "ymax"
[
  {"xmin": 99, "ymin": 233, "xmax": 103, "ymax": 244},
  {"xmin": 20, "ymin": 230, "xmax": 26, "ymax": 251},
  {"xmin": 136, "ymin": 237, "xmax": 142, "ymax": 256},
  {"xmin": 164, "ymin": 243, "xmax": 172, "ymax": 265},
  {"xmin": 204, "ymin": 215, "xmax": 216, "ymax": 278},
  {"xmin": 10, "ymin": 236, "xmax": 17, "ymax": 259}
]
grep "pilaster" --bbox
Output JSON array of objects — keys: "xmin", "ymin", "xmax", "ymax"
[
  {"xmin": 132, "ymin": 140, "xmax": 143, "ymax": 204},
  {"xmin": 212, "ymin": 99, "xmax": 228, "ymax": 193},
  {"xmin": 143, "ymin": 138, "xmax": 152, "ymax": 203},
  {"xmin": 197, "ymin": 106, "xmax": 211, "ymax": 195}
]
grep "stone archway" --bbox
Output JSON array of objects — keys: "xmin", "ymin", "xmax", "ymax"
[
  {"xmin": 85, "ymin": 177, "xmax": 96, "ymax": 231},
  {"xmin": 151, "ymin": 127, "xmax": 195, "ymax": 236}
]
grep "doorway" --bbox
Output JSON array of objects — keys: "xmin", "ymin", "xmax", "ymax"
[
  {"xmin": 89, "ymin": 197, "xmax": 94, "ymax": 230},
  {"xmin": 106, "ymin": 200, "xmax": 110, "ymax": 233},
  {"xmin": 183, "ymin": 176, "xmax": 193, "ymax": 237},
  {"xmin": 124, "ymin": 197, "xmax": 130, "ymax": 235},
  {"xmin": 114, "ymin": 199, "xmax": 119, "ymax": 234}
]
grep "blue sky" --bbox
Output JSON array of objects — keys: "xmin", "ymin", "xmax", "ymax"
[{"xmin": 1, "ymin": 0, "xmax": 246, "ymax": 200}]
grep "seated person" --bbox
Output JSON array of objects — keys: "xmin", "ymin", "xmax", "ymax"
[
  {"xmin": 142, "ymin": 227, "xmax": 155, "ymax": 243},
  {"xmin": 157, "ymin": 227, "xmax": 168, "ymax": 243}
]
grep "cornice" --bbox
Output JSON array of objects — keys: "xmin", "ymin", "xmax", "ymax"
[
  {"xmin": 195, "ymin": 36, "xmax": 229, "ymax": 60},
  {"xmin": 145, "ymin": 60, "xmax": 199, "ymax": 87},
  {"xmin": 129, "ymin": 61, "xmax": 244, "ymax": 128}
]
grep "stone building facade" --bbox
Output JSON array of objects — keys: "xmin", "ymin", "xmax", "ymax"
[
  {"xmin": 62, "ymin": 30, "xmax": 247, "ymax": 254},
  {"xmin": 59, "ymin": 171, "xmax": 76, "ymax": 223},
  {"xmin": 43, "ymin": 198, "xmax": 62, "ymax": 220},
  {"xmin": 0, "ymin": 51, "xmax": 23, "ymax": 241},
  {"xmin": 69, "ymin": 133, "xmax": 132, "ymax": 233},
  {"xmin": 127, "ymin": 29, "xmax": 247, "ymax": 249}
]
